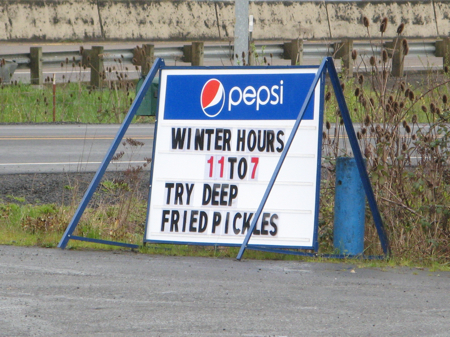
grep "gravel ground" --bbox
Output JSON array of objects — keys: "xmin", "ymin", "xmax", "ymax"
[
  {"xmin": 0, "ymin": 171, "xmax": 151, "ymax": 205},
  {"xmin": 0, "ymin": 169, "xmax": 332, "ymax": 206},
  {"xmin": 1, "ymin": 245, "xmax": 450, "ymax": 337}
]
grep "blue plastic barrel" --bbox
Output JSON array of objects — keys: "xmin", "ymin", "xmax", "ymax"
[{"xmin": 333, "ymin": 157, "xmax": 366, "ymax": 255}]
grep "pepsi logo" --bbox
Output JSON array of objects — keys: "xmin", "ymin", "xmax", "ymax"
[{"xmin": 200, "ymin": 79, "xmax": 225, "ymax": 117}]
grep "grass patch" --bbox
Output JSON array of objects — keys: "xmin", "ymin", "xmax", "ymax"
[
  {"xmin": 3, "ymin": 76, "xmax": 445, "ymax": 125},
  {"xmin": 1, "ymin": 201, "xmax": 450, "ymax": 271},
  {"xmin": 0, "ymin": 81, "xmax": 156, "ymax": 124}
]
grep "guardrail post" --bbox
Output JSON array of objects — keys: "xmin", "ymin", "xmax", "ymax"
[
  {"xmin": 443, "ymin": 38, "xmax": 450, "ymax": 69},
  {"xmin": 291, "ymin": 39, "xmax": 303, "ymax": 66},
  {"xmin": 334, "ymin": 39, "xmax": 353, "ymax": 77},
  {"xmin": 435, "ymin": 38, "xmax": 450, "ymax": 70},
  {"xmin": 248, "ymin": 45, "xmax": 255, "ymax": 66},
  {"xmin": 141, "ymin": 44, "xmax": 155, "ymax": 77},
  {"xmin": 90, "ymin": 46, "xmax": 104, "ymax": 88},
  {"xmin": 183, "ymin": 45, "xmax": 192, "ymax": 63},
  {"xmin": 81, "ymin": 48, "xmax": 91, "ymax": 68},
  {"xmin": 283, "ymin": 39, "xmax": 303, "ymax": 65},
  {"xmin": 386, "ymin": 38, "xmax": 404, "ymax": 77},
  {"xmin": 30, "ymin": 47, "xmax": 43, "ymax": 85},
  {"xmin": 191, "ymin": 42, "xmax": 204, "ymax": 66}
]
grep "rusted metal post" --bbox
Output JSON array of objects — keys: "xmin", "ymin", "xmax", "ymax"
[
  {"xmin": 392, "ymin": 38, "xmax": 405, "ymax": 77},
  {"xmin": 248, "ymin": 45, "xmax": 255, "ymax": 66},
  {"xmin": 435, "ymin": 38, "xmax": 450, "ymax": 70},
  {"xmin": 444, "ymin": 38, "xmax": 450, "ymax": 69},
  {"xmin": 90, "ymin": 46, "xmax": 104, "ymax": 88},
  {"xmin": 387, "ymin": 38, "xmax": 404, "ymax": 77},
  {"xmin": 291, "ymin": 39, "xmax": 303, "ymax": 65},
  {"xmin": 141, "ymin": 44, "xmax": 155, "ymax": 77},
  {"xmin": 334, "ymin": 39, "xmax": 353, "ymax": 76},
  {"xmin": 30, "ymin": 47, "xmax": 43, "ymax": 85},
  {"xmin": 191, "ymin": 42, "xmax": 204, "ymax": 66},
  {"xmin": 283, "ymin": 40, "xmax": 303, "ymax": 65},
  {"xmin": 183, "ymin": 45, "xmax": 192, "ymax": 63}
]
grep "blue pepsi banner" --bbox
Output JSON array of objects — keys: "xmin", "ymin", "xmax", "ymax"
[
  {"xmin": 146, "ymin": 67, "xmax": 323, "ymax": 249},
  {"xmin": 163, "ymin": 70, "xmax": 315, "ymax": 120}
]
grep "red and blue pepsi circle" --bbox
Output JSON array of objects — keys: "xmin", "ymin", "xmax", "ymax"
[{"xmin": 200, "ymin": 79, "xmax": 225, "ymax": 117}]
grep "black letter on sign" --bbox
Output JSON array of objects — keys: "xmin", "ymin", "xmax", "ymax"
[
  {"xmin": 185, "ymin": 183, "xmax": 194, "ymax": 205},
  {"xmin": 253, "ymin": 218, "xmax": 261, "ymax": 235},
  {"xmin": 236, "ymin": 129, "xmax": 246, "ymax": 151},
  {"xmin": 175, "ymin": 183, "xmax": 184, "ymax": 205},
  {"xmin": 257, "ymin": 130, "xmax": 266, "ymax": 152},
  {"xmin": 228, "ymin": 157, "xmax": 237, "ymax": 179},
  {"xmin": 247, "ymin": 130, "xmax": 256, "ymax": 152},
  {"xmin": 161, "ymin": 210, "xmax": 170, "ymax": 231},
  {"xmin": 241, "ymin": 212, "xmax": 253, "ymax": 234},
  {"xmin": 212, "ymin": 212, "xmax": 222, "ymax": 234},
  {"xmin": 266, "ymin": 130, "xmax": 275, "ymax": 152},
  {"xmin": 170, "ymin": 210, "xmax": 180, "ymax": 232},
  {"xmin": 223, "ymin": 129, "xmax": 232, "ymax": 151},
  {"xmin": 238, "ymin": 158, "xmax": 247, "ymax": 179},
  {"xmin": 165, "ymin": 183, "xmax": 174, "ymax": 204},
  {"xmin": 205, "ymin": 129, "xmax": 214, "ymax": 151},
  {"xmin": 195, "ymin": 129, "xmax": 205, "ymax": 151},
  {"xmin": 189, "ymin": 211, "xmax": 199, "ymax": 232},
  {"xmin": 187, "ymin": 128, "xmax": 191, "ymax": 150},
  {"xmin": 224, "ymin": 212, "xmax": 230, "ymax": 234},
  {"xmin": 270, "ymin": 214, "xmax": 278, "ymax": 236},
  {"xmin": 229, "ymin": 185, "xmax": 238, "ymax": 206},
  {"xmin": 233, "ymin": 213, "xmax": 242, "ymax": 234},
  {"xmin": 198, "ymin": 211, "xmax": 208, "ymax": 233},
  {"xmin": 182, "ymin": 210, "xmax": 187, "ymax": 232},
  {"xmin": 202, "ymin": 184, "xmax": 211, "ymax": 205},
  {"xmin": 276, "ymin": 130, "xmax": 285, "ymax": 153},
  {"xmin": 261, "ymin": 213, "xmax": 270, "ymax": 235},
  {"xmin": 215, "ymin": 128, "xmax": 223, "ymax": 150},
  {"xmin": 212, "ymin": 183, "xmax": 220, "ymax": 206},
  {"xmin": 220, "ymin": 184, "xmax": 229, "ymax": 206},
  {"xmin": 172, "ymin": 128, "xmax": 187, "ymax": 150}
]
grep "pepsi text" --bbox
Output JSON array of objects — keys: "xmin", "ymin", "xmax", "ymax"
[{"xmin": 228, "ymin": 81, "xmax": 284, "ymax": 111}]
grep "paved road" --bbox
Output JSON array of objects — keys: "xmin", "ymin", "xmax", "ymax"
[
  {"xmin": 0, "ymin": 124, "xmax": 155, "ymax": 174},
  {"xmin": 1, "ymin": 123, "xmax": 428, "ymax": 174},
  {"xmin": 0, "ymin": 245, "xmax": 449, "ymax": 336}
]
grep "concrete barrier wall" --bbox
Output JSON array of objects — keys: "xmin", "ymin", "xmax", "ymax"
[{"xmin": 1, "ymin": 0, "xmax": 449, "ymax": 42}]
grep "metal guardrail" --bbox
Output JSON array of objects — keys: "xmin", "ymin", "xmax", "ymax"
[
  {"xmin": 0, "ymin": 39, "xmax": 447, "ymax": 85},
  {"xmin": 353, "ymin": 41, "xmax": 436, "ymax": 57},
  {"xmin": 0, "ymin": 41, "xmax": 440, "ymax": 68}
]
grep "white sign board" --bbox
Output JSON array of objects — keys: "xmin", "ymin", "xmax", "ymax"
[{"xmin": 145, "ymin": 67, "xmax": 322, "ymax": 249}]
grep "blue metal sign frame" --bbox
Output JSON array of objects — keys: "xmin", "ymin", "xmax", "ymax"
[
  {"xmin": 58, "ymin": 56, "xmax": 390, "ymax": 261},
  {"xmin": 57, "ymin": 58, "xmax": 165, "ymax": 249},
  {"xmin": 236, "ymin": 57, "xmax": 390, "ymax": 259}
]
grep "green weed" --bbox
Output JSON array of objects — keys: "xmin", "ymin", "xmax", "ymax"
[{"xmin": 320, "ymin": 17, "xmax": 450, "ymax": 263}]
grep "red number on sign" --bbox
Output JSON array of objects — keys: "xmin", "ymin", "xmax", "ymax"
[
  {"xmin": 207, "ymin": 156, "xmax": 214, "ymax": 177},
  {"xmin": 251, "ymin": 157, "xmax": 259, "ymax": 179},
  {"xmin": 218, "ymin": 156, "xmax": 225, "ymax": 178}
]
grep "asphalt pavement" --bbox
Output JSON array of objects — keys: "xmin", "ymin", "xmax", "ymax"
[
  {"xmin": 0, "ymin": 124, "xmax": 155, "ymax": 174},
  {"xmin": 0, "ymin": 123, "xmax": 427, "ymax": 175},
  {"xmin": 0, "ymin": 245, "xmax": 449, "ymax": 336}
]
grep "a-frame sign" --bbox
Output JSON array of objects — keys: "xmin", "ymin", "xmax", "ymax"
[{"xmin": 58, "ymin": 57, "xmax": 390, "ymax": 260}]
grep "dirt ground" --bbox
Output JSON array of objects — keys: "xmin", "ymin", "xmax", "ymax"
[{"xmin": 0, "ymin": 171, "xmax": 151, "ymax": 205}]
